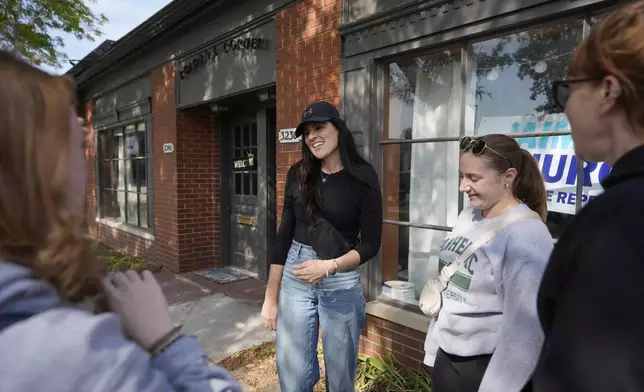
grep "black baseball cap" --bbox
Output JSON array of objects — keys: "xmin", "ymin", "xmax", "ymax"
[{"xmin": 295, "ymin": 101, "xmax": 343, "ymax": 138}]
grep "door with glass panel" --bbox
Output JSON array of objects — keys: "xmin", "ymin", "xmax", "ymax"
[{"xmin": 229, "ymin": 116, "xmax": 260, "ymax": 273}]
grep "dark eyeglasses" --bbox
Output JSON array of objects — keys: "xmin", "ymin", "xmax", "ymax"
[
  {"xmin": 552, "ymin": 78, "xmax": 603, "ymax": 111},
  {"xmin": 460, "ymin": 136, "xmax": 513, "ymax": 168}
]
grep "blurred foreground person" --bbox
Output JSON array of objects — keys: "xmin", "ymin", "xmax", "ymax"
[
  {"xmin": 529, "ymin": 2, "xmax": 644, "ymax": 391},
  {"xmin": 0, "ymin": 52, "xmax": 242, "ymax": 392}
]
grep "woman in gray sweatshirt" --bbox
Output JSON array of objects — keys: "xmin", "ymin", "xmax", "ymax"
[{"xmin": 424, "ymin": 134, "xmax": 553, "ymax": 392}]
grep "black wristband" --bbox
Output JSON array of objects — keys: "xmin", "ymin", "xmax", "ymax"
[{"xmin": 147, "ymin": 324, "xmax": 183, "ymax": 357}]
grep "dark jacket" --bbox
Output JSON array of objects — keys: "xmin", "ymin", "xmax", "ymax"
[{"xmin": 530, "ymin": 145, "xmax": 644, "ymax": 391}]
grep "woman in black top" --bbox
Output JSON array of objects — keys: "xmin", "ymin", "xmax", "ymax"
[
  {"xmin": 528, "ymin": 3, "xmax": 644, "ymax": 391},
  {"xmin": 261, "ymin": 101, "xmax": 382, "ymax": 392}
]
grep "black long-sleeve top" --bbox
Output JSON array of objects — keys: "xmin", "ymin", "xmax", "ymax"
[
  {"xmin": 272, "ymin": 163, "xmax": 383, "ymax": 265},
  {"xmin": 528, "ymin": 145, "xmax": 644, "ymax": 392}
]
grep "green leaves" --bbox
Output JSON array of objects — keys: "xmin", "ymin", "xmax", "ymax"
[
  {"xmin": 0, "ymin": 0, "xmax": 107, "ymax": 69},
  {"xmin": 355, "ymin": 350, "xmax": 432, "ymax": 392}
]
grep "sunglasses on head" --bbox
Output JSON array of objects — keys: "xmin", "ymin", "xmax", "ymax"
[
  {"xmin": 551, "ymin": 77, "xmax": 605, "ymax": 111},
  {"xmin": 460, "ymin": 136, "xmax": 513, "ymax": 168}
]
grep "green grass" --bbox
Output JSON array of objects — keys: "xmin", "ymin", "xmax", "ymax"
[{"xmin": 95, "ymin": 241, "xmax": 153, "ymax": 273}]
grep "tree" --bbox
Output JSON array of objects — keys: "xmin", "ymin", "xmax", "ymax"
[
  {"xmin": 512, "ymin": 24, "xmax": 584, "ymax": 113},
  {"xmin": 0, "ymin": 0, "xmax": 107, "ymax": 69},
  {"xmin": 387, "ymin": 45, "xmax": 514, "ymax": 109},
  {"xmin": 386, "ymin": 22, "xmax": 588, "ymax": 117}
]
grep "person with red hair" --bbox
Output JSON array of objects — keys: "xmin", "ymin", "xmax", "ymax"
[
  {"xmin": 0, "ymin": 52, "xmax": 242, "ymax": 392},
  {"xmin": 529, "ymin": 2, "xmax": 644, "ymax": 390}
]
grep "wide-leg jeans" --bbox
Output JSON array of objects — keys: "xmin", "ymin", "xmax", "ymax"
[{"xmin": 276, "ymin": 240, "xmax": 366, "ymax": 392}]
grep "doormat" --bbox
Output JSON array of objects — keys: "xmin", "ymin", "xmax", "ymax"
[{"xmin": 193, "ymin": 266, "xmax": 252, "ymax": 284}]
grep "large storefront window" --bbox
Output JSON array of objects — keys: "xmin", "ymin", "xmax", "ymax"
[
  {"xmin": 466, "ymin": 21, "xmax": 587, "ymax": 238},
  {"xmin": 379, "ymin": 20, "xmax": 609, "ymax": 309},
  {"xmin": 97, "ymin": 122, "xmax": 152, "ymax": 229}
]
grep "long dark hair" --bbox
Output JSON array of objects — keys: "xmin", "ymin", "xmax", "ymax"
[
  {"xmin": 478, "ymin": 134, "xmax": 547, "ymax": 221},
  {"xmin": 297, "ymin": 118, "xmax": 369, "ymax": 219}
]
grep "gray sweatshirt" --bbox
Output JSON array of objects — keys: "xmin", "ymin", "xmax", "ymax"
[{"xmin": 424, "ymin": 204, "xmax": 553, "ymax": 392}]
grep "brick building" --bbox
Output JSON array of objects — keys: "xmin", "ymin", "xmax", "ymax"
[{"xmin": 71, "ymin": 0, "xmax": 630, "ymax": 373}]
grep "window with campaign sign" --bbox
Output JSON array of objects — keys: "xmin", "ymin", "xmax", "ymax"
[
  {"xmin": 377, "ymin": 18, "xmax": 609, "ymax": 309},
  {"xmin": 472, "ymin": 115, "xmax": 611, "ymax": 218},
  {"xmin": 465, "ymin": 21, "xmax": 592, "ymax": 238}
]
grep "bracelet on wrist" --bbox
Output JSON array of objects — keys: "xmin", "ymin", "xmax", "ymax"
[
  {"xmin": 147, "ymin": 324, "xmax": 184, "ymax": 357},
  {"xmin": 323, "ymin": 259, "xmax": 341, "ymax": 278}
]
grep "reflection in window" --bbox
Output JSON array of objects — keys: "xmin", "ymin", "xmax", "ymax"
[
  {"xmin": 383, "ymin": 142, "xmax": 460, "ymax": 227},
  {"xmin": 468, "ymin": 22, "xmax": 583, "ymax": 126},
  {"xmin": 386, "ymin": 49, "xmax": 462, "ymax": 140},
  {"xmin": 590, "ymin": 12, "xmax": 610, "ymax": 26},
  {"xmin": 466, "ymin": 22, "xmax": 587, "ymax": 237},
  {"xmin": 381, "ymin": 223, "xmax": 448, "ymax": 306},
  {"xmin": 97, "ymin": 122, "xmax": 151, "ymax": 229},
  {"xmin": 381, "ymin": 143, "xmax": 460, "ymax": 303},
  {"xmin": 382, "ymin": 48, "xmax": 463, "ymax": 303}
]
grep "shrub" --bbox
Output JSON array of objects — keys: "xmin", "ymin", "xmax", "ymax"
[{"xmin": 355, "ymin": 349, "xmax": 431, "ymax": 392}]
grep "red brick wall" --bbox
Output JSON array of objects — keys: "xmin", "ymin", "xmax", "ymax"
[
  {"xmin": 84, "ymin": 63, "xmax": 178, "ymax": 270},
  {"xmin": 85, "ymin": 62, "xmax": 222, "ymax": 274},
  {"xmin": 150, "ymin": 62, "xmax": 180, "ymax": 271},
  {"xmin": 274, "ymin": 0, "xmax": 428, "ymax": 373},
  {"xmin": 274, "ymin": 0, "xmax": 342, "ymax": 225},
  {"xmin": 360, "ymin": 315, "xmax": 429, "ymax": 373},
  {"xmin": 85, "ymin": 101, "xmax": 96, "ymax": 233},
  {"xmin": 176, "ymin": 106, "xmax": 221, "ymax": 271}
]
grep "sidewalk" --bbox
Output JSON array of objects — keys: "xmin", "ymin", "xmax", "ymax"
[{"xmin": 155, "ymin": 270, "xmax": 275, "ymax": 364}]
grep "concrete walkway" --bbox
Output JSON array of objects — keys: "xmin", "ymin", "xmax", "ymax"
[{"xmin": 156, "ymin": 270, "xmax": 275, "ymax": 364}]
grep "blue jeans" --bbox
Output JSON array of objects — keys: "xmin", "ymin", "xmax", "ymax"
[{"xmin": 276, "ymin": 240, "xmax": 366, "ymax": 392}]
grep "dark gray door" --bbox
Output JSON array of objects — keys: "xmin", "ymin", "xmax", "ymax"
[{"xmin": 230, "ymin": 116, "xmax": 260, "ymax": 273}]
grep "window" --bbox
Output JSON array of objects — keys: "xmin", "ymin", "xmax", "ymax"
[
  {"xmin": 466, "ymin": 21, "xmax": 586, "ymax": 238},
  {"xmin": 378, "ymin": 19, "xmax": 609, "ymax": 309},
  {"xmin": 590, "ymin": 11, "xmax": 612, "ymax": 26},
  {"xmin": 97, "ymin": 122, "xmax": 152, "ymax": 229},
  {"xmin": 382, "ymin": 49, "xmax": 463, "ymax": 306}
]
